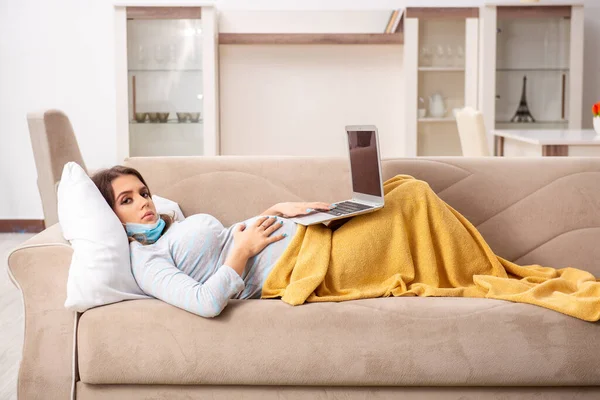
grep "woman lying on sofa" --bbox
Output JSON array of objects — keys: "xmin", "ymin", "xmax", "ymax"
[
  {"xmin": 92, "ymin": 165, "xmax": 600, "ymax": 322},
  {"xmin": 92, "ymin": 165, "xmax": 319, "ymax": 318}
]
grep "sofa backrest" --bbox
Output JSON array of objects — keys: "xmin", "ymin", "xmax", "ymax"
[{"xmin": 123, "ymin": 156, "xmax": 600, "ymax": 276}]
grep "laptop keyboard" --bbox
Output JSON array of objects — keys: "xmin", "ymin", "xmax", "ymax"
[{"xmin": 323, "ymin": 201, "xmax": 373, "ymax": 216}]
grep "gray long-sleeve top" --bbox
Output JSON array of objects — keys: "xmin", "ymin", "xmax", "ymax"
[{"xmin": 130, "ymin": 213, "xmax": 298, "ymax": 318}]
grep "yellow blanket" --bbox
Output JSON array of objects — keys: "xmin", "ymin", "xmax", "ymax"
[{"xmin": 261, "ymin": 175, "xmax": 600, "ymax": 322}]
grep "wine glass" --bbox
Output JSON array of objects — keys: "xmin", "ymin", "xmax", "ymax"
[
  {"xmin": 455, "ymin": 45, "xmax": 465, "ymax": 68},
  {"xmin": 420, "ymin": 46, "xmax": 432, "ymax": 67},
  {"xmin": 169, "ymin": 44, "xmax": 177, "ymax": 63},
  {"xmin": 137, "ymin": 45, "xmax": 147, "ymax": 66},
  {"xmin": 435, "ymin": 45, "xmax": 445, "ymax": 67},
  {"xmin": 154, "ymin": 44, "xmax": 166, "ymax": 65},
  {"xmin": 446, "ymin": 46, "xmax": 453, "ymax": 68}
]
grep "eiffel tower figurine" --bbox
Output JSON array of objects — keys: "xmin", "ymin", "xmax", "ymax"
[{"xmin": 510, "ymin": 75, "xmax": 535, "ymax": 123}]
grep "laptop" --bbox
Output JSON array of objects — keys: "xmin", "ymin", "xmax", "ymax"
[{"xmin": 291, "ymin": 125, "xmax": 385, "ymax": 226}]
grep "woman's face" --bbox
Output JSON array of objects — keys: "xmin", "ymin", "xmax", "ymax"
[{"xmin": 111, "ymin": 174, "xmax": 158, "ymax": 225}]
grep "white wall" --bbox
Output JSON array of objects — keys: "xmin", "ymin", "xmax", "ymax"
[
  {"xmin": 0, "ymin": 0, "xmax": 598, "ymax": 220},
  {"xmin": 0, "ymin": 0, "xmax": 118, "ymax": 219},
  {"xmin": 218, "ymin": 10, "xmax": 403, "ymax": 157},
  {"xmin": 220, "ymin": 44, "xmax": 403, "ymax": 157}
]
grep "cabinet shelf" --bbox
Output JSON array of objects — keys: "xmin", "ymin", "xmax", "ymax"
[
  {"xmin": 219, "ymin": 33, "xmax": 404, "ymax": 45},
  {"xmin": 129, "ymin": 120, "xmax": 203, "ymax": 124},
  {"xmin": 496, "ymin": 68, "xmax": 569, "ymax": 72},
  {"xmin": 495, "ymin": 120, "xmax": 568, "ymax": 124},
  {"xmin": 418, "ymin": 67, "xmax": 465, "ymax": 72}
]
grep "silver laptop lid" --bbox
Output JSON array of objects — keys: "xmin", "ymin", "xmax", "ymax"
[{"xmin": 345, "ymin": 125, "xmax": 384, "ymax": 205}]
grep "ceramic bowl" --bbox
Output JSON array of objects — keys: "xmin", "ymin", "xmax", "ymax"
[
  {"xmin": 157, "ymin": 112, "xmax": 170, "ymax": 123},
  {"xmin": 188, "ymin": 112, "xmax": 201, "ymax": 122},
  {"xmin": 176, "ymin": 112, "xmax": 189, "ymax": 123},
  {"xmin": 134, "ymin": 112, "xmax": 148, "ymax": 123}
]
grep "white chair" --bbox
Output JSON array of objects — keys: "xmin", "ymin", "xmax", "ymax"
[{"xmin": 455, "ymin": 107, "xmax": 491, "ymax": 157}]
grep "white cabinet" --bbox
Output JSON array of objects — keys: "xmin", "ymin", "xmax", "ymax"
[
  {"xmin": 479, "ymin": 4, "xmax": 584, "ymax": 155},
  {"xmin": 404, "ymin": 4, "xmax": 584, "ymax": 158},
  {"xmin": 114, "ymin": 5, "xmax": 220, "ymax": 160},
  {"xmin": 404, "ymin": 8, "xmax": 480, "ymax": 157}
]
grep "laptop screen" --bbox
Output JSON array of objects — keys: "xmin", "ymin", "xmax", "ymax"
[{"xmin": 347, "ymin": 129, "xmax": 382, "ymax": 197}]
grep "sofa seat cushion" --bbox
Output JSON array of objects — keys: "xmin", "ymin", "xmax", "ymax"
[{"xmin": 77, "ymin": 297, "xmax": 600, "ymax": 385}]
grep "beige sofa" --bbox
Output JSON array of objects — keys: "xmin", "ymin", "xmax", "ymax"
[{"xmin": 7, "ymin": 155, "xmax": 600, "ymax": 400}]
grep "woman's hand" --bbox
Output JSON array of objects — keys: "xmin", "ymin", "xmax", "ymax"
[
  {"xmin": 232, "ymin": 216, "xmax": 287, "ymax": 258},
  {"xmin": 276, "ymin": 202, "xmax": 336, "ymax": 218}
]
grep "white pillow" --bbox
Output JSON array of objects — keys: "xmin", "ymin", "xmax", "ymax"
[
  {"xmin": 58, "ymin": 162, "xmax": 184, "ymax": 312},
  {"xmin": 152, "ymin": 194, "xmax": 185, "ymax": 222}
]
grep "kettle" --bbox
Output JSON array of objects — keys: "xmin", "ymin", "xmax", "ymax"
[{"xmin": 428, "ymin": 93, "xmax": 447, "ymax": 118}]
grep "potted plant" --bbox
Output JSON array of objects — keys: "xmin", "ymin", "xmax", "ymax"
[{"xmin": 593, "ymin": 102, "xmax": 600, "ymax": 135}]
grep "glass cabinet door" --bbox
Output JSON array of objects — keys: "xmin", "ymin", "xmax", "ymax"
[
  {"xmin": 404, "ymin": 7, "xmax": 479, "ymax": 157},
  {"xmin": 495, "ymin": 9, "xmax": 570, "ymax": 130},
  {"xmin": 126, "ymin": 8, "xmax": 203, "ymax": 156},
  {"xmin": 416, "ymin": 17, "xmax": 467, "ymax": 156}
]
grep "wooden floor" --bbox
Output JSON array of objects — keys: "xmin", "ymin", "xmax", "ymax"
[{"xmin": 1, "ymin": 233, "xmax": 35, "ymax": 400}]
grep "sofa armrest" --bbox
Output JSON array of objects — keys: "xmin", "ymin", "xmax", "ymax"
[{"xmin": 6, "ymin": 223, "xmax": 76, "ymax": 400}]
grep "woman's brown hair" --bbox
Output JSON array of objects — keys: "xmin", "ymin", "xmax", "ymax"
[{"xmin": 91, "ymin": 165, "xmax": 174, "ymax": 244}]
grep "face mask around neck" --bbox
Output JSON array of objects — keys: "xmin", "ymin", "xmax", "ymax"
[{"xmin": 125, "ymin": 217, "xmax": 166, "ymax": 244}]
